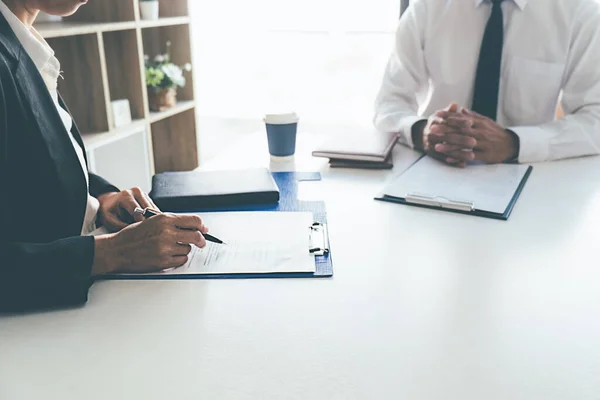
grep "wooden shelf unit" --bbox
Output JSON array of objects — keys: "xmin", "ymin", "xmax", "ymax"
[{"xmin": 35, "ymin": 0, "xmax": 198, "ymax": 182}]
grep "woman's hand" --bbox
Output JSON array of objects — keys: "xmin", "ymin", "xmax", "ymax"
[
  {"xmin": 92, "ymin": 213, "xmax": 209, "ymax": 275},
  {"xmin": 97, "ymin": 187, "xmax": 159, "ymax": 232}
]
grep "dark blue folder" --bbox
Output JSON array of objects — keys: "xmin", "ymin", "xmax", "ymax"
[{"xmin": 101, "ymin": 172, "xmax": 333, "ymax": 280}]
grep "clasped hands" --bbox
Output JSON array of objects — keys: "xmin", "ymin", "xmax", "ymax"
[{"xmin": 413, "ymin": 103, "xmax": 520, "ymax": 167}]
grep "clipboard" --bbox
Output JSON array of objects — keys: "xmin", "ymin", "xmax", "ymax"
[
  {"xmin": 375, "ymin": 161, "xmax": 533, "ymax": 221},
  {"xmin": 99, "ymin": 172, "xmax": 333, "ymax": 280}
]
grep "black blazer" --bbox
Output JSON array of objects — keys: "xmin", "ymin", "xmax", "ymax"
[{"xmin": 0, "ymin": 14, "xmax": 119, "ymax": 313}]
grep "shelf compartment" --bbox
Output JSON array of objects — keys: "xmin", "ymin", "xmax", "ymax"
[
  {"xmin": 151, "ymin": 109, "xmax": 198, "ymax": 172},
  {"xmin": 103, "ymin": 30, "xmax": 146, "ymax": 122},
  {"xmin": 142, "ymin": 24, "xmax": 194, "ymax": 102},
  {"xmin": 47, "ymin": 33, "xmax": 109, "ymax": 134},
  {"xmin": 158, "ymin": 0, "xmax": 189, "ymax": 18}
]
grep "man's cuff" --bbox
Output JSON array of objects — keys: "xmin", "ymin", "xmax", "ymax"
[
  {"xmin": 399, "ymin": 115, "xmax": 425, "ymax": 149},
  {"xmin": 508, "ymin": 126, "xmax": 552, "ymax": 163}
]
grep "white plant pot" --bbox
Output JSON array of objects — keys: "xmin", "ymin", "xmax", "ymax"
[{"xmin": 140, "ymin": 1, "xmax": 159, "ymax": 20}]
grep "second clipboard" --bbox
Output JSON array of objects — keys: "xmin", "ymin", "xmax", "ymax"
[{"xmin": 375, "ymin": 157, "xmax": 533, "ymax": 221}]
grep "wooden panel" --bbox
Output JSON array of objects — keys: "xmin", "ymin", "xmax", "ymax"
[
  {"xmin": 47, "ymin": 34, "xmax": 109, "ymax": 133},
  {"xmin": 135, "ymin": 27, "xmax": 154, "ymax": 174},
  {"xmin": 103, "ymin": 29, "xmax": 146, "ymax": 120},
  {"xmin": 159, "ymin": 0, "xmax": 189, "ymax": 17},
  {"xmin": 142, "ymin": 24, "xmax": 194, "ymax": 101},
  {"xmin": 96, "ymin": 32, "xmax": 115, "ymax": 129},
  {"xmin": 67, "ymin": 0, "xmax": 136, "ymax": 22},
  {"xmin": 151, "ymin": 109, "xmax": 198, "ymax": 172},
  {"xmin": 135, "ymin": 28, "xmax": 150, "ymax": 115}
]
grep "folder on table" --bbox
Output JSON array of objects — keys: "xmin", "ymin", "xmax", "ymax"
[
  {"xmin": 328, "ymin": 153, "xmax": 394, "ymax": 170},
  {"xmin": 150, "ymin": 168, "xmax": 280, "ymax": 211},
  {"xmin": 375, "ymin": 157, "xmax": 533, "ymax": 220},
  {"xmin": 312, "ymin": 131, "xmax": 398, "ymax": 169}
]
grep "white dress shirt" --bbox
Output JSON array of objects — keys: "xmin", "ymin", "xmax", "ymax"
[
  {"xmin": 374, "ymin": 0, "xmax": 600, "ymax": 163},
  {"xmin": 0, "ymin": 1, "xmax": 100, "ymax": 235}
]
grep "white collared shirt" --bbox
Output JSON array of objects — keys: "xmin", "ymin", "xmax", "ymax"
[
  {"xmin": 374, "ymin": 0, "xmax": 600, "ymax": 163},
  {"xmin": 0, "ymin": 1, "xmax": 99, "ymax": 235}
]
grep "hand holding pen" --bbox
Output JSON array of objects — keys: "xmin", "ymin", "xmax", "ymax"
[
  {"xmin": 134, "ymin": 207, "xmax": 225, "ymax": 245},
  {"xmin": 92, "ymin": 210, "xmax": 213, "ymax": 276}
]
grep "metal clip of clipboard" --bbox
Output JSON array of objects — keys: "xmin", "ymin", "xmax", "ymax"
[
  {"xmin": 309, "ymin": 223, "xmax": 330, "ymax": 256},
  {"xmin": 405, "ymin": 193, "xmax": 475, "ymax": 212}
]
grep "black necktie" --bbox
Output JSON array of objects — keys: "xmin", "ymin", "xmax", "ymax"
[{"xmin": 471, "ymin": 0, "xmax": 505, "ymax": 121}]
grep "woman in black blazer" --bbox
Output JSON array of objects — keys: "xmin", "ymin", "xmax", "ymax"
[{"xmin": 0, "ymin": 0, "xmax": 208, "ymax": 313}]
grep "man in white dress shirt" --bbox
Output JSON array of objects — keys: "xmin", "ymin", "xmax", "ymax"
[{"xmin": 374, "ymin": 0, "xmax": 600, "ymax": 167}]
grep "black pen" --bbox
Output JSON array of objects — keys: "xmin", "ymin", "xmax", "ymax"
[{"xmin": 134, "ymin": 207, "xmax": 225, "ymax": 245}]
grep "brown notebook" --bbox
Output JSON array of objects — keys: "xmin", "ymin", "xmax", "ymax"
[
  {"xmin": 328, "ymin": 153, "xmax": 394, "ymax": 170},
  {"xmin": 312, "ymin": 131, "xmax": 399, "ymax": 164}
]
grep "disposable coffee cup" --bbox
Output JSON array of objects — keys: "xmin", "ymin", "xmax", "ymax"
[{"xmin": 264, "ymin": 112, "xmax": 299, "ymax": 161}]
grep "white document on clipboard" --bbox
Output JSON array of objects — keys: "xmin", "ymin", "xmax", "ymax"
[
  {"xmin": 161, "ymin": 211, "xmax": 321, "ymax": 275},
  {"xmin": 381, "ymin": 157, "xmax": 531, "ymax": 214}
]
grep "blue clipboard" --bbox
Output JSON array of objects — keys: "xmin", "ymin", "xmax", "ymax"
[{"xmin": 100, "ymin": 172, "xmax": 333, "ymax": 280}]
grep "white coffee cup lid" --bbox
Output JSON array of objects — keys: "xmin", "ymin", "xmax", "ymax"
[{"xmin": 264, "ymin": 112, "xmax": 299, "ymax": 125}]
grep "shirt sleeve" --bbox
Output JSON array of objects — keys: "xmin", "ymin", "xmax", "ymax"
[
  {"xmin": 510, "ymin": 1, "xmax": 600, "ymax": 163},
  {"xmin": 373, "ymin": 0, "xmax": 429, "ymax": 148}
]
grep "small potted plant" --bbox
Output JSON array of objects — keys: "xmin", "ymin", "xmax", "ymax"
[
  {"xmin": 145, "ymin": 41, "xmax": 192, "ymax": 112},
  {"xmin": 140, "ymin": 0, "xmax": 159, "ymax": 20}
]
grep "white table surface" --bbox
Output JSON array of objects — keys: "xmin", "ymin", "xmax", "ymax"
[{"xmin": 2, "ymin": 128, "xmax": 600, "ymax": 400}]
